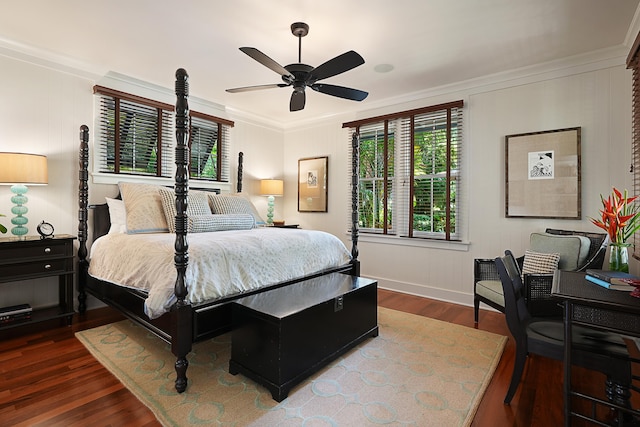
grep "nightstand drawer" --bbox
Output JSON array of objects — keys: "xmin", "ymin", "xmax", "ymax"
[
  {"xmin": 0, "ymin": 258, "xmax": 72, "ymax": 280},
  {"xmin": 0, "ymin": 240, "xmax": 70, "ymax": 263}
]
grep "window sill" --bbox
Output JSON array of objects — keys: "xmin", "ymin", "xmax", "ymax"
[{"xmin": 348, "ymin": 232, "xmax": 470, "ymax": 252}]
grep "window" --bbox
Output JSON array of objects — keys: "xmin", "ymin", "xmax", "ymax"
[
  {"xmin": 95, "ymin": 86, "xmax": 173, "ymax": 178},
  {"xmin": 189, "ymin": 111, "xmax": 232, "ymax": 182},
  {"xmin": 344, "ymin": 100, "xmax": 464, "ymax": 241},
  {"xmin": 94, "ymin": 86, "xmax": 233, "ymax": 182},
  {"xmin": 629, "ymin": 31, "xmax": 640, "ymax": 259}
]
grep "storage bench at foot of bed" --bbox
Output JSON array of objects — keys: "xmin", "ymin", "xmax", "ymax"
[{"xmin": 229, "ymin": 272, "xmax": 378, "ymax": 402}]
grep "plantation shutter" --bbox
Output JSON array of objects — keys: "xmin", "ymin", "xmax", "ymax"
[
  {"xmin": 628, "ymin": 31, "xmax": 640, "ymax": 259},
  {"xmin": 95, "ymin": 86, "xmax": 173, "ymax": 178}
]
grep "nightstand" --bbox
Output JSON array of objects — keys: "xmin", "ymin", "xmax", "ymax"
[
  {"xmin": 272, "ymin": 224, "xmax": 299, "ymax": 229},
  {"xmin": 0, "ymin": 234, "xmax": 76, "ymax": 331}
]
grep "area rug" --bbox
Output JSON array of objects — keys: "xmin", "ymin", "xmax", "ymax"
[{"xmin": 75, "ymin": 307, "xmax": 506, "ymax": 426}]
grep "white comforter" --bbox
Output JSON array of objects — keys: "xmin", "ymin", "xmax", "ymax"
[{"xmin": 88, "ymin": 228, "xmax": 352, "ymax": 318}]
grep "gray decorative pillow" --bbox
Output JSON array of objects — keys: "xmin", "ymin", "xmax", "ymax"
[
  {"xmin": 118, "ymin": 182, "xmax": 169, "ymax": 234},
  {"xmin": 158, "ymin": 188, "xmax": 212, "ymax": 233},
  {"xmin": 189, "ymin": 214, "xmax": 256, "ymax": 233},
  {"xmin": 529, "ymin": 232, "xmax": 590, "ymax": 270},
  {"xmin": 521, "ymin": 250, "xmax": 560, "ymax": 279},
  {"xmin": 208, "ymin": 193, "xmax": 263, "ymax": 226}
]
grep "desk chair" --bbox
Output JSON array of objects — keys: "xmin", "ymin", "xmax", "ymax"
[
  {"xmin": 474, "ymin": 228, "xmax": 607, "ymax": 323},
  {"xmin": 495, "ymin": 252, "xmax": 632, "ymax": 408}
]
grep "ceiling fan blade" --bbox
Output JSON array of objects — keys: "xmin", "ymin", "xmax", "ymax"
[
  {"xmin": 311, "ymin": 83, "xmax": 368, "ymax": 101},
  {"xmin": 226, "ymin": 83, "xmax": 287, "ymax": 93},
  {"xmin": 239, "ymin": 47, "xmax": 293, "ymax": 80},
  {"xmin": 307, "ymin": 50, "xmax": 365, "ymax": 83},
  {"xmin": 290, "ymin": 89, "xmax": 306, "ymax": 112}
]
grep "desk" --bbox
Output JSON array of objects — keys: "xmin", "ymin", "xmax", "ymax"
[{"xmin": 551, "ymin": 270, "xmax": 640, "ymax": 426}]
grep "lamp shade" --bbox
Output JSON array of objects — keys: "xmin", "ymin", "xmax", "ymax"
[
  {"xmin": 260, "ymin": 179, "xmax": 283, "ymax": 196},
  {"xmin": 0, "ymin": 153, "xmax": 48, "ymax": 185}
]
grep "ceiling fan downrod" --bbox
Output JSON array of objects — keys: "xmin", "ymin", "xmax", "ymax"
[{"xmin": 291, "ymin": 22, "xmax": 309, "ymax": 64}]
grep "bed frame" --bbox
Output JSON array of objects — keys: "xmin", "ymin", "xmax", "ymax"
[{"xmin": 76, "ymin": 68, "xmax": 362, "ymax": 393}]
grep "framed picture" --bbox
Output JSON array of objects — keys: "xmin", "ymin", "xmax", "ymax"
[
  {"xmin": 505, "ymin": 127, "xmax": 581, "ymax": 219},
  {"xmin": 298, "ymin": 156, "xmax": 328, "ymax": 212}
]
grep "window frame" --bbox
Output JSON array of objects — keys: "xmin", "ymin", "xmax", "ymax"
[
  {"xmin": 344, "ymin": 100, "xmax": 464, "ymax": 242},
  {"xmin": 93, "ymin": 86, "xmax": 234, "ymax": 189}
]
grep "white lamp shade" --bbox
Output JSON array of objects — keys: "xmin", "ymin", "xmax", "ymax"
[
  {"xmin": 0, "ymin": 153, "xmax": 48, "ymax": 185},
  {"xmin": 260, "ymin": 179, "xmax": 283, "ymax": 196}
]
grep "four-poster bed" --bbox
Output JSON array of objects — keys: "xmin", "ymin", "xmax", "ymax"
[{"xmin": 76, "ymin": 68, "xmax": 365, "ymax": 393}]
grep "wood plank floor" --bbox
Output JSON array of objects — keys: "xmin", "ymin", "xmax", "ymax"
[{"xmin": 0, "ymin": 289, "xmax": 617, "ymax": 426}]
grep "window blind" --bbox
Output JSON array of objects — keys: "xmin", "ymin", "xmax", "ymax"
[
  {"xmin": 94, "ymin": 86, "xmax": 234, "ymax": 183},
  {"xmin": 95, "ymin": 86, "xmax": 173, "ymax": 178},
  {"xmin": 344, "ymin": 100, "xmax": 464, "ymax": 241},
  {"xmin": 189, "ymin": 113, "xmax": 232, "ymax": 182},
  {"xmin": 398, "ymin": 106, "xmax": 463, "ymax": 239},
  {"xmin": 628, "ymin": 31, "xmax": 640, "ymax": 259}
]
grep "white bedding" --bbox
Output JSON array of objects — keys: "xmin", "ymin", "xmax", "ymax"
[{"xmin": 88, "ymin": 228, "xmax": 352, "ymax": 318}]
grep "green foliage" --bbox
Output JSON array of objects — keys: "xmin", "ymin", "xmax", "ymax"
[
  {"xmin": 358, "ymin": 123, "xmax": 457, "ymax": 235},
  {"xmin": 0, "ymin": 213, "xmax": 6, "ymax": 234}
]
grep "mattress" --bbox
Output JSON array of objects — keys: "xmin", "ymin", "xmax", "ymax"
[{"xmin": 88, "ymin": 227, "xmax": 352, "ymax": 318}]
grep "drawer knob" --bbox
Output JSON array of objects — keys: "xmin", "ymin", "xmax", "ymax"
[
  {"xmin": 44, "ymin": 264, "xmax": 51, "ymax": 270},
  {"xmin": 44, "ymin": 247, "xmax": 51, "ymax": 254}
]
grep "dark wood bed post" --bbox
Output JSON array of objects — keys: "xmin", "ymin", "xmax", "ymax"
[
  {"xmin": 237, "ymin": 152, "xmax": 243, "ymax": 193},
  {"xmin": 350, "ymin": 131, "xmax": 360, "ymax": 275},
  {"xmin": 172, "ymin": 68, "xmax": 193, "ymax": 393},
  {"xmin": 77, "ymin": 125, "xmax": 90, "ymax": 314}
]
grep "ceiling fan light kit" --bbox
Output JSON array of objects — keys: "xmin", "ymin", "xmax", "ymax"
[{"xmin": 226, "ymin": 22, "xmax": 368, "ymax": 112}]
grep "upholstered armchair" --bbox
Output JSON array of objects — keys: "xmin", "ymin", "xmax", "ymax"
[{"xmin": 473, "ymin": 228, "xmax": 608, "ymax": 323}]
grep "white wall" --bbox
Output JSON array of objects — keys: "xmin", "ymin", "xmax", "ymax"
[
  {"xmin": 0, "ymin": 52, "xmax": 94, "ymax": 309},
  {"xmin": 0, "ymin": 44, "xmax": 634, "ymax": 314},
  {"xmin": 281, "ymin": 61, "xmax": 633, "ymax": 308},
  {"xmin": 0, "ymin": 51, "xmax": 284, "ymax": 310}
]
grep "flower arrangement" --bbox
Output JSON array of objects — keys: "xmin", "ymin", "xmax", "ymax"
[{"xmin": 590, "ymin": 187, "xmax": 640, "ymax": 244}]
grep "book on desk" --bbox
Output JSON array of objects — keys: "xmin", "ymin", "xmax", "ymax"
[{"xmin": 585, "ymin": 269, "xmax": 640, "ymax": 290}]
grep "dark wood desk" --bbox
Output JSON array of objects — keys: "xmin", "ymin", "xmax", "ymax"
[{"xmin": 551, "ymin": 270, "xmax": 640, "ymax": 426}]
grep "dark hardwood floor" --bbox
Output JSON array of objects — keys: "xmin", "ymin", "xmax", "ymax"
[{"xmin": 0, "ymin": 289, "xmax": 621, "ymax": 426}]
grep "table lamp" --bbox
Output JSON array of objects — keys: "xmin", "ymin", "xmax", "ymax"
[
  {"xmin": 0, "ymin": 152, "xmax": 48, "ymax": 239},
  {"xmin": 260, "ymin": 179, "xmax": 283, "ymax": 226}
]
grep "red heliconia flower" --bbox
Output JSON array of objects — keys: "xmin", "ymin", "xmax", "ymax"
[{"xmin": 590, "ymin": 188, "xmax": 640, "ymax": 243}]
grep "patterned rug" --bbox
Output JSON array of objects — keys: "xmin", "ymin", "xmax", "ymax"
[{"xmin": 75, "ymin": 307, "xmax": 506, "ymax": 426}]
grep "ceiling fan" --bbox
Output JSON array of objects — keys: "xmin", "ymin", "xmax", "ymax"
[{"xmin": 226, "ymin": 22, "xmax": 368, "ymax": 112}]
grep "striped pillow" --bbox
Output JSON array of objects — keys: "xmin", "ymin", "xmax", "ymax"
[
  {"xmin": 208, "ymin": 194, "xmax": 263, "ymax": 226},
  {"xmin": 521, "ymin": 250, "xmax": 560, "ymax": 280},
  {"xmin": 158, "ymin": 188, "xmax": 212, "ymax": 233}
]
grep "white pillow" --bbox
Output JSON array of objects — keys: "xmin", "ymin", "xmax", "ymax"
[{"xmin": 105, "ymin": 197, "xmax": 127, "ymax": 234}]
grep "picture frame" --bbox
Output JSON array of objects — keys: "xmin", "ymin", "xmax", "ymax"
[
  {"xmin": 505, "ymin": 127, "xmax": 581, "ymax": 219},
  {"xmin": 298, "ymin": 156, "xmax": 328, "ymax": 212}
]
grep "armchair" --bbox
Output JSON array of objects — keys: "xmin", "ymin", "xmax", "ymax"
[
  {"xmin": 495, "ymin": 252, "xmax": 631, "ymax": 409},
  {"xmin": 473, "ymin": 228, "xmax": 608, "ymax": 323}
]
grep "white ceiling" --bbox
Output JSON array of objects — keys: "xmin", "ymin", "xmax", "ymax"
[{"xmin": 1, "ymin": 0, "xmax": 639, "ymax": 127}]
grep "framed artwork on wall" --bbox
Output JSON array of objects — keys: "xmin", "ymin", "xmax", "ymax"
[
  {"xmin": 505, "ymin": 127, "xmax": 581, "ymax": 219},
  {"xmin": 298, "ymin": 156, "xmax": 328, "ymax": 212}
]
